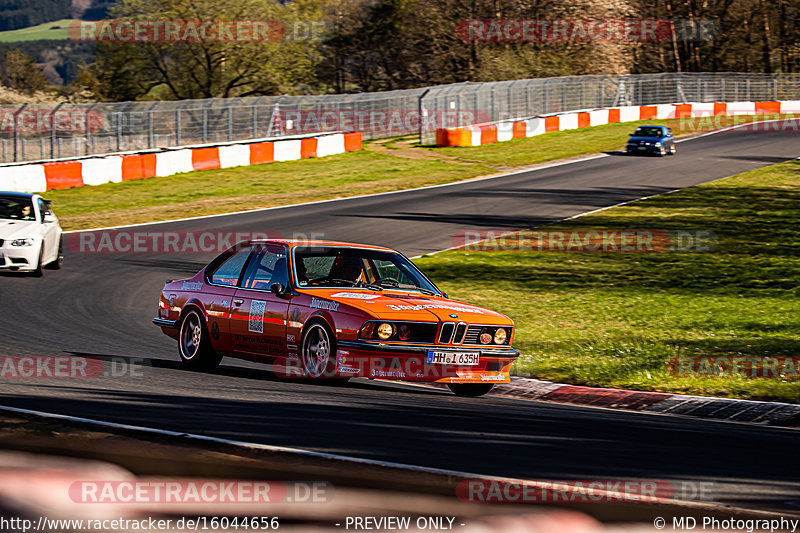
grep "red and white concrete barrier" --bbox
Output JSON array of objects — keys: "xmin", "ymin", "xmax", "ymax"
[
  {"xmin": 0, "ymin": 131, "xmax": 363, "ymax": 193},
  {"xmin": 435, "ymin": 100, "xmax": 800, "ymax": 147}
]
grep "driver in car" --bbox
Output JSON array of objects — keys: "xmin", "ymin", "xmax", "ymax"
[{"xmin": 330, "ymin": 255, "xmax": 364, "ymax": 284}]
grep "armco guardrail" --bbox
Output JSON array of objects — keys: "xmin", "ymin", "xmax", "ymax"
[
  {"xmin": 2, "ymin": 73, "xmax": 799, "ymax": 162},
  {"xmin": 435, "ymin": 100, "xmax": 800, "ymax": 147},
  {"xmin": 0, "ymin": 131, "xmax": 362, "ymax": 193}
]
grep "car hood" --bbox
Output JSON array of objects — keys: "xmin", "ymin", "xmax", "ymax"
[
  {"xmin": 302, "ymin": 288, "xmax": 513, "ymax": 324},
  {"xmin": 628, "ymin": 136, "xmax": 664, "ymax": 143},
  {"xmin": 0, "ymin": 220, "xmax": 40, "ymax": 241}
]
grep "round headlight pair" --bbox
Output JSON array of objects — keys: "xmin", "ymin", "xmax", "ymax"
[
  {"xmin": 377, "ymin": 322, "xmax": 395, "ymax": 340},
  {"xmin": 480, "ymin": 327, "xmax": 508, "ymax": 345}
]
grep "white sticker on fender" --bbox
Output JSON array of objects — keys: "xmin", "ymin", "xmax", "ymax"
[
  {"xmin": 249, "ymin": 300, "xmax": 267, "ymax": 333},
  {"xmin": 388, "ymin": 303, "xmax": 484, "ymax": 314},
  {"xmin": 311, "ymin": 297, "xmax": 339, "ymax": 311},
  {"xmin": 330, "ymin": 292, "xmax": 380, "ymax": 300}
]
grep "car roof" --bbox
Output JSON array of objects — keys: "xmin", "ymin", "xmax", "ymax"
[
  {"xmin": 0, "ymin": 191, "xmax": 36, "ymax": 200},
  {"xmin": 249, "ymin": 239, "xmax": 396, "ymax": 252},
  {"xmin": 636, "ymin": 125, "xmax": 666, "ymax": 130}
]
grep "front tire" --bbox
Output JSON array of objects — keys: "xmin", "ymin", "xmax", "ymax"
[
  {"xmin": 447, "ymin": 383, "xmax": 495, "ymax": 397},
  {"xmin": 178, "ymin": 309, "xmax": 221, "ymax": 370},
  {"xmin": 31, "ymin": 246, "xmax": 44, "ymax": 277},
  {"xmin": 668, "ymin": 144, "xmax": 676, "ymax": 155},
  {"xmin": 46, "ymin": 239, "xmax": 63, "ymax": 270},
  {"xmin": 301, "ymin": 322, "xmax": 337, "ymax": 379}
]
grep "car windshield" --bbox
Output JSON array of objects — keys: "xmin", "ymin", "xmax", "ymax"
[
  {"xmin": 293, "ymin": 246, "xmax": 439, "ymax": 294},
  {"xmin": 633, "ymin": 127, "xmax": 663, "ymax": 137},
  {"xmin": 0, "ymin": 196, "xmax": 35, "ymax": 221}
]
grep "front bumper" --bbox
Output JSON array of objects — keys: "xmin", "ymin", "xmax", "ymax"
[
  {"xmin": 0, "ymin": 244, "xmax": 39, "ymax": 270},
  {"xmin": 336, "ymin": 340, "xmax": 519, "ymax": 384},
  {"xmin": 337, "ymin": 340, "xmax": 519, "ymax": 358},
  {"xmin": 626, "ymin": 144, "xmax": 661, "ymax": 154}
]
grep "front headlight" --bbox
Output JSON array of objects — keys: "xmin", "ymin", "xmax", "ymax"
[
  {"xmin": 654, "ymin": 142, "xmax": 662, "ymax": 147},
  {"xmin": 376, "ymin": 323, "xmax": 395, "ymax": 340},
  {"xmin": 494, "ymin": 328, "xmax": 508, "ymax": 345},
  {"xmin": 10, "ymin": 238, "xmax": 35, "ymax": 247}
]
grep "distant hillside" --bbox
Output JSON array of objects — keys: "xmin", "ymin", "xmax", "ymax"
[
  {"xmin": 0, "ymin": 19, "xmax": 74, "ymax": 42},
  {"xmin": 0, "ymin": 0, "xmax": 111, "ymax": 32},
  {"xmin": 0, "ymin": 40, "xmax": 95, "ymax": 86},
  {"xmin": 0, "ymin": 0, "xmax": 111, "ymax": 86}
]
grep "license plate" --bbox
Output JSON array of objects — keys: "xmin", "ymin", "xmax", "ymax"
[
  {"xmin": 637, "ymin": 146, "xmax": 647, "ymax": 150},
  {"xmin": 426, "ymin": 351, "xmax": 480, "ymax": 366}
]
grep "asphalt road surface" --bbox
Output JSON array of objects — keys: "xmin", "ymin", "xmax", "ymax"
[{"xmin": 1, "ymin": 128, "xmax": 798, "ymax": 515}]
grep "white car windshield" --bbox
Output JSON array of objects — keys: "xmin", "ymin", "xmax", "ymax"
[{"xmin": 0, "ymin": 196, "xmax": 35, "ymax": 221}]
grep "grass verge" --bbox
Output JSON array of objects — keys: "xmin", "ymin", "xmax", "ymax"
[
  {"xmin": 0, "ymin": 19, "xmax": 74, "ymax": 42},
  {"xmin": 415, "ymin": 159, "xmax": 800, "ymax": 403},
  {"xmin": 49, "ymin": 119, "xmax": 669, "ymax": 230}
]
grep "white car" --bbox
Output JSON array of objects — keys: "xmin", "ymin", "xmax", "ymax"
[{"xmin": 0, "ymin": 192, "xmax": 63, "ymax": 276}]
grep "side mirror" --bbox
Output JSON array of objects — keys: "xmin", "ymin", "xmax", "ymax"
[
  {"xmin": 628, "ymin": 133, "xmax": 634, "ymax": 136},
  {"xmin": 442, "ymin": 292, "xmax": 449, "ymax": 299},
  {"xmin": 270, "ymin": 283, "xmax": 286, "ymax": 296},
  {"xmin": 43, "ymin": 212, "xmax": 56, "ymax": 224}
]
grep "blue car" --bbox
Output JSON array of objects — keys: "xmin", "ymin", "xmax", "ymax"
[{"xmin": 625, "ymin": 125, "xmax": 676, "ymax": 156}]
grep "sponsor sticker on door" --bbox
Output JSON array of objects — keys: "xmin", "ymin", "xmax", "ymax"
[{"xmin": 249, "ymin": 300, "xmax": 267, "ymax": 333}]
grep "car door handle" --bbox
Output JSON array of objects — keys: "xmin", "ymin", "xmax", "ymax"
[{"xmin": 233, "ymin": 299, "xmax": 244, "ymax": 306}]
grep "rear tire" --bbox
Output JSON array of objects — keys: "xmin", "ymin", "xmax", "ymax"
[
  {"xmin": 178, "ymin": 309, "xmax": 221, "ymax": 370},
  {"xmin": 447, "ymin": 383, "xmax": 494, "ymax": 397}
]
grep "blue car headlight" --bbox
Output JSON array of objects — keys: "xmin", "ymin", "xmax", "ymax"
[
  {"xmin": 10, "ymin": 238, "xmax": 35, "ymax": 247},
  {"xmin": 655, "ymin": 142, "xmax": 662, "ymax": 147}
]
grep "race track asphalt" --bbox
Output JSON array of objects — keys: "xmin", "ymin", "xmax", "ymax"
[{"xmin": 1, "ymin": 127, "xmax": 798, "ymax": 515}]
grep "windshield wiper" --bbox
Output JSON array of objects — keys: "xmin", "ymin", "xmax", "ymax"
[
  {"xmin": 414, "ymin": 288, "xmax": 437, "ymax": 295},
  {"xmin": 355, "ymin": 280, "xmax": 383, "ymax": 291}
]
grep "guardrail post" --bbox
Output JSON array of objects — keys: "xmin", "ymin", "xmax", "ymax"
[
  {"xmin": 227, "ymin": 98, "xmax": 236, "ymax": 141},
  {"xmin": 417, "ymin": 88, "xmax": 430, "ymax": 145},
  {"xmin": 12, "ymin": 103, "xmax": 26, "ymax": 163},
  {"xmin": 50, "ymin": 102, "xmax": 64, "ymax": 159},
  {"xmin": 202, "ymin": 101, "xmax": 209, "ymax": 144},
  {"xmin": 175, "ymin": 104, "xmax": 181, "ymax": 146},
  {"xmin": 84, "ymin": 103, "xmax": 97, "ymax": 155},
  {"xmin": 252, "ymin": 96, "xmax": 263, "ymax": 137},
  {"xmin": 115, "ymin": 110, "xmax": 122, "ymax": 152},
  {"xmin": 147, "ymin": 102, "xmax": 158, "ymax": 148}
]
